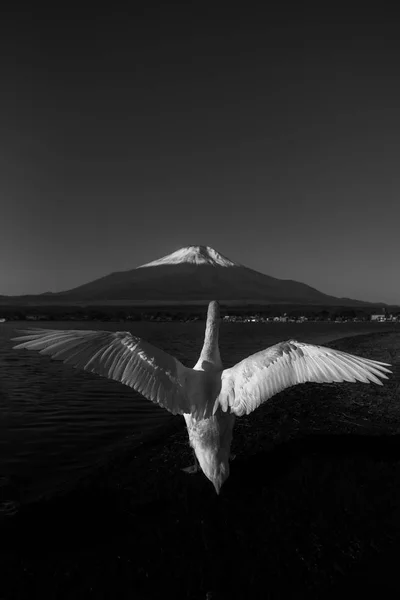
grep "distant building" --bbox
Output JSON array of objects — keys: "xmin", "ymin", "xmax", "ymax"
[
  {"xmin": 26, "ymin": 314, "xmax": 48, "ymax": 321},
  {"xmin": 371, "ymin": 314, "xmax": 385, "ymax": 322},
  {"xmin": 223, "ymin": 315, "xmax": 234, "ymax": 322}
]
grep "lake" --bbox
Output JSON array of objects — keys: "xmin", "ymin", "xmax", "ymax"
[{"xmin": 0, "ymin": 319, "xmax": 397, "ymax": 514}]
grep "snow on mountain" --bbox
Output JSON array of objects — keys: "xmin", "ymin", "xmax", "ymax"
[{"xmin": 137, "ymin": 245, "xmax": 241, "ymax": 268}]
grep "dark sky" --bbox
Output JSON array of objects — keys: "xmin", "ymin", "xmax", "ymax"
[{"xmin": 1, "ymin": 6, "xmax": 399, "ymax": 303}]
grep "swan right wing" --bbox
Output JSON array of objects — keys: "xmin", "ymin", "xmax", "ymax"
[
  {"xmin": 12, "ymin": 328, "xmax": 208, "ymax": 418},
  {"xmin": 217, "ymin": 339, "xmax": 392, "ymax": 417}
]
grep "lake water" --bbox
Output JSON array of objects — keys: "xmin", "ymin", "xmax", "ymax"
[{"xmin": 0, "ymin": 320, "xmax": 397, "ymax": 514}]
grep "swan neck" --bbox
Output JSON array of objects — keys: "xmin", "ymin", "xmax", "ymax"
[{"xmin": 199, "ymin": 301, "xmax": 221, "ymax": 366}]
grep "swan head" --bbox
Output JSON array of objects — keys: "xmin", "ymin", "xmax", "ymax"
[{"xmin": 206, "ymin": 300, "xmax": 220, "ymax": 324}]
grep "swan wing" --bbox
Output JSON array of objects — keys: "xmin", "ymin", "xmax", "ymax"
[
  {"xmin": 12, "ymin": 328, "xmax": 203, "ymax": 416},
  {"xmin": 217, "ymin": 339, "xmax": 392, "ymax": 417}
]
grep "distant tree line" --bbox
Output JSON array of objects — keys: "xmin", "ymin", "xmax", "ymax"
[{"xmin": 0, "ymin": 304, "xmax": 398, "ymax": 322}]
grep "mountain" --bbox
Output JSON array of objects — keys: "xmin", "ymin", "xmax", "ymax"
[{"xmin": 1, "ymin": 245, "xmax": 384, "ymax": 307}]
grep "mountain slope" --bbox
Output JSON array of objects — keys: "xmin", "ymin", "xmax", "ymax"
[
  {"xmin": 0, "ymin": 246, "xmax": 386, "ymax": 306},
  {"xmin": 35, "ymin": 245, "xmax": 377, "ymax": 306}
]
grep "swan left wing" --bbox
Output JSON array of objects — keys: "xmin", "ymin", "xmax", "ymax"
[
  {"xmin": 12, "ymin": 328, "xmax": 203, "ymax": 417},
  {"xmin": 217, "ymin": 339, "xmax": 392, "ymax": 417}
]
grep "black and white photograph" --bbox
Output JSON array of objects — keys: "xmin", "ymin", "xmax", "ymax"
[{"xmin": 1, "ymin": 4, "xmax": 400, "ymax": 599}]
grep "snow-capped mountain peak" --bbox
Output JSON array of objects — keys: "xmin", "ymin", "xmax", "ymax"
[{"xmin": 137, "ymin": 245, "xmax": 241, "ymax": 268}]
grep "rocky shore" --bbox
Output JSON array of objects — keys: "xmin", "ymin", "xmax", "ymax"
[{"xmin": 1, "ymin": 331, "xmax": 400, "ymax": 599}]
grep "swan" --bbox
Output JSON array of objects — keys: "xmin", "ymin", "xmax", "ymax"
[{"xmin": 12, "ymin": 301, "xmax": 392, "ymax": 494}]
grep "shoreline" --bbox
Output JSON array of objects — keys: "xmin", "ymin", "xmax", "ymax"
[{"xmin": 1, "ymin": 329, "xmax": 400, "ymax": 598}]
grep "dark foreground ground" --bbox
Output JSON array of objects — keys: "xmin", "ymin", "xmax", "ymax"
[{"xmin": 1, "ymin": 331, "xmax": 400, "ymax": 599}]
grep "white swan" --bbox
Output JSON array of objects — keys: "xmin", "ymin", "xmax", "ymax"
[{"xmin": 12, "ymin": 301, "xmax": 392, "ymax": 494}]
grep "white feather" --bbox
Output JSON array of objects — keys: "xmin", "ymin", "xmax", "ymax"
[
  {"xmin": 12, "ymin": 304, "xmax": 392, "ymax": 494},
  {"xmin": 218, "ymin": 340, "xmax": 391, "ymax": 416},
  {"xmin": 12, "ymin": 328, "xmax": 213, "ymax": 419}
]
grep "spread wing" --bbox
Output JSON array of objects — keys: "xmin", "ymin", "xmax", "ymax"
[
  {"xmin": 12, "ymin": 328, "xmax": 208, "ymax": 417},
  {"xmin": 217, "ymin": 339, "xmax": 392, "ymax": 417}
]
